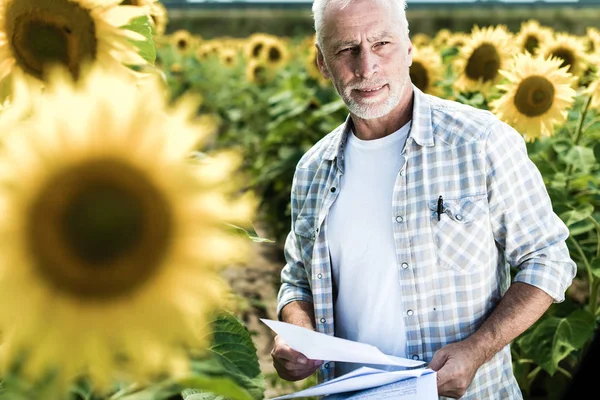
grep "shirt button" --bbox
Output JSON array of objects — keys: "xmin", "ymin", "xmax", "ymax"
[
  {"xmin": 400, "ymin": 169, "xmax": 405, "ymax": 176},
  {"xmin": 320, "ymin": 318, "xmax": 326, "ymax": 323},
  {"xmin": 317, "ymin": 273, "xmax": 322, "ymax": 279},
  {"xmin": 324, "ymin": 363, "xmax": 330, "ymax": 368},
  {"xmin": 407, "ymin": 310, "xmax": 414, "ymax": 316},
  {"xmin": 401, "ymin": 262, "xmax": 409, "ymax": 269},
  {"xmin": 330, "ymin": 187, "xmax": 336, "ymax": 193},
  {"xmin": 456, "ymin": 214, "xmax": 463, "ymax": 221},
  {"xmin": 395, "ymin": 215, "xmax": 403, "ymax": 223},
  {"xmin": 412, "ymin": 354, "xmax": 419, "ymax": 360}
]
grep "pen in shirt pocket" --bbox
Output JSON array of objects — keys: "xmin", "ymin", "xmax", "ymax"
[{"xmin": 437, "ymin": 195, "xmax": 443, "ymax": 221}]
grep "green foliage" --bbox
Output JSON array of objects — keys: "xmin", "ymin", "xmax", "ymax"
[{"xmin": 121, "ymin": 16, "xmax": 157, "ymax": 65}]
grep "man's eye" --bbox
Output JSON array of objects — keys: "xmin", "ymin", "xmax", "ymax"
[
  {"xmin": 339, "ymin": 48, "xmax": 353, "ymax": 53},
  {"xmin": 377, "ymin": 41, "xmax": 389, "ymax": 47}
]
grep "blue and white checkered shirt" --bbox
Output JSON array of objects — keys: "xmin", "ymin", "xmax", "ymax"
[{"xmin": 277, "ymin": 85, "xmax": 576, "ymax": 399}]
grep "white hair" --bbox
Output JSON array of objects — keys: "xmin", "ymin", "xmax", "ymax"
[{"xmin": 312, "ymin": 0, "xmax": 409, "ymax": 47}]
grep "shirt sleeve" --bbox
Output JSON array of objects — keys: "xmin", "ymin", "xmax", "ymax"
[
  {"xmin": 276, "ymin": 170, "xmax": 314, "ymax": 320},
  {"xmin": 485, "ymin": 120, "xmax": 576, "ymax": 302}
]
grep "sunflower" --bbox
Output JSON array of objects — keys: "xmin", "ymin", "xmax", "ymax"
[
  {"xmin": 586, "ymin": 27, "xmax": 600, "ymax": 54},
  {"xmin": 537, "ymin": 33, "xmax": 588, "ymax": 79},
  {"xmin": 195, "ymin": 42, "xmax": 218, "ymax": 62},
  {"xmin": 490, "ymin": 52, "xmax": 576, "ymax": 142},
  {"xmin": 431, "ymin": 28, "xmax": 452, "ymax": 50},
  {"xmin": 515, "ymin": 20, "xmax": 553, "ymax": 55},
  {"xmin": 170, "ymin": 29, "xmax": 198, "ymax": 55},
  {"xmin": 453, "ymin": 25, "xmax": 516, "ymax": 95},
  {"xmin": 244, "ymin": 33, "xmax": 277, "ymax": 61},
  {"xmin": 410, "ymin": 45, "xmax": 444, "ymax": 96},
  {"xmin": 411, "ymin": 33, "xmax": 431, "ymax": 48},
  {"xmin": 245, "ymin": 58, "xmax": 270, "ymax": 84},
  {"xmin": 305, "ymin": 44, "xmax": 328, "ymax": 86},
  {"xmin": 0, "ymin": 66, "xmax": 254, "ymax": 390},
  {"xmin": 0, "ymin": 0, "xmax": 150, "ymax": 87},
  {"xmin": 262, "ymin": 37, "xmax": 289, "ymax": 68},
  {"xmin": 445, "ymin": 32, "xmax": 468, "ymax": 50},
  {"xmin": 218, "ymin": 47, "xmax": 238, "ymax": 68}
]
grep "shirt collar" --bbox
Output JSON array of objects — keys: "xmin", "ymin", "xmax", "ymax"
[{"xmin": 322, "ymin": 84, "xmax": 435, "ymax": 166}]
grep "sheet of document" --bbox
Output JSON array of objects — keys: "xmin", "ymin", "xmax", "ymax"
[
  {"xmin": 270, "ymin": 367, "xmax": 437, "ymax": 399},
  {"xmin": 260, "ymin": 319, "xmax": 425, "ymax": 368},
  {"xmin": 323, "ymin": 370, "xmax": 438, "ymax": 400}
]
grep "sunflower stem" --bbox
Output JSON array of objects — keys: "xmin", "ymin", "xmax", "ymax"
[
  {"xmin": 573, "ymin": 95, "xmax": 592, "ymax": 146},
  {"xmin": 566, "ymin": 95, "xmax": 592, "ymax": 189},
  {"xmin": 568, "ymin": 235, "xmax": 596, "ymax": 315}
]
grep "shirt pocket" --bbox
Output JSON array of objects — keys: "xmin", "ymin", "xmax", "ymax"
[
  {"xmin": 294, "ymin": 216, "xmax": 316, "ymax": 269},
  {"xmin": 428, "ymin": 195, "xmax": 492, "ymax": 274}
]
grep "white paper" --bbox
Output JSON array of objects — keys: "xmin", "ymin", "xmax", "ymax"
[
  {"xmin": 260, "ymin": 319, "xmax": 425, "ymax": 368},
  {"xmin": 323, "ymin": 370, "xmax": 438, "ymax": 400},
  {"xmin": 269, "ymin": 367, "xmax": 437, "ymax": 399}
]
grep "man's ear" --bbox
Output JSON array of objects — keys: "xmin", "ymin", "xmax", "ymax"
[
  {"xmin": 316, "ymin": 45, "xmax": 331, "ymax": 79},
  {"xmin": 407, "ymin": 40, "xmax": 413, "ymax": 67}
]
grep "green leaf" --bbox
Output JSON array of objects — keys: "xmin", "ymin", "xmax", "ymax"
[
  {"xmin": 179, "ymin": 376, "xmax": 253, "ymax": 400},
  {"xmin": 518, "ymin": 310, "xmax": 596, "ymax": 375},
  {"xmin": 560, "ymin": 204, "xmax": 594, "ymax": 227},
  {"xmin": 226, "ymin": 223, "xmax": 275, "ymax": 243},
  {"xmin": 590, "ymin": 257, "xmax": 600, "ymax": 280},
  {"xmin": 184, "ymin": 312, "xmax": 266, "ymax": 400},
  {"xmin": 563, "ymin": 146, "xmax": 596, "ymax": 173},
  {"xmin": 120, "ymin": 16, "xmax": 156, "ymax": 65}
]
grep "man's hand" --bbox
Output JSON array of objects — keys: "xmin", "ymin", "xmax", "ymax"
[
  {"xmin": 271, "ymin": 334, "xmax": 323, "ymax": 381},
  {"xmin": 429, "ymin": 339, "xmax": 486, "ymax": 399}
]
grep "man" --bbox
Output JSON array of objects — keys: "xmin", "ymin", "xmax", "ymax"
[{"xmin": 271, "ymin": 0, "xmax": 577, "ymax": 398}]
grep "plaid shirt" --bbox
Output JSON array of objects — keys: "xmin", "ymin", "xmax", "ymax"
[{"xmin": 277, "ymin": 86, "xmax": 576, "ymax": 399}]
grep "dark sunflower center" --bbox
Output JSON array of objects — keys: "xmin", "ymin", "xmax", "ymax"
[
  {"xmin": 513, "ymin": 75, "xmax": 555, "ymax": 117},
  {"xmin": 551, "ymin": 48, "xmax": 575, "ymax": 72},
  {"xmin": 28, "ymin": 159, "xmax": 172, "ymax": 300},
  {"xmin": 409, "ymin": 61, "xmax": 430, "ymax": 92},
  {"xmin": 268, "ymin": 46, "xmax": 282, "ymax": 63},
  {"xmin": 5, "ymin": 0, "xmax": 97, "ymax": 81},
  {"xmin": 524, "ymin": 35, "xmax": 539, "ymax": 54},
  {"xmin": 177, "ymin": 39, "xmax": 188, "ymax": 50},
  {"xmin": 252, "ymin": 43, "xmax": 264, "ymax": 58},
  {"xmin": 465, "ymin": 43, "xmax": 500, "ymax": 82}
]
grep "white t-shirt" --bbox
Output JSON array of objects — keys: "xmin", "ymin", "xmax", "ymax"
[{"xmin": 327, "ymin": 121, "xmax": 412, "ymax": 377}]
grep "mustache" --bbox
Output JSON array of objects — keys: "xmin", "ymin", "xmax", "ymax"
[{"xmin": 348, "ymin": 82, "xmax": 388, "ymax": 91}]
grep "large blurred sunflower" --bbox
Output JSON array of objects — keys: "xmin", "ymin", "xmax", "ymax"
[
  {"xmin": 453, "ymin": 25, "xmax": 515, "ymax": 95},
  {"xmin": 490, "ymin": 52, "xmax": 576, "ymax": 142},
  {"xmin": 0, "ymin": 0, "xmax": 149, "ymax": 86},
  {"xmin": 537, "ymin": 33, "xmax": 588, "ymax": 79},
  {"xmin": 0, "ymin": 66, "xmax": 254, "ymax": 389},
  {"xmin": 515, "ymin": 20, "xmax": 553, "ymax": 55},
  {"xmin": 245, "ymin": 58, "xmax": 270, "ymax": 84},
  {"xmin": 410, "ymin": 45, "xmax": 444, "ymax": 96}
]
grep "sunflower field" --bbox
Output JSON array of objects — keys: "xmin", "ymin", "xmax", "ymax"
[{"xmin": 0, "ymin": 0, "xmax": 599, "ymax": 399}]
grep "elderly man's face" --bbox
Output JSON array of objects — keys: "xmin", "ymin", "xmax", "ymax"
[{"xmin": 317, "ymin": 0, "xmax": 412, "ymax": 120}]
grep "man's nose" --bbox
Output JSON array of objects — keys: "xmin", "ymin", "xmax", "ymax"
[{"xmin": 354, "ymin": 50, "xmax": 378, "ymax": 79}]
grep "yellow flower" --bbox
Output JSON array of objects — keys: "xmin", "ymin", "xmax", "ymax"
[
  {"xmin": 445, "ymin": 32, "xmax": 469, "ymax": 50},
  {"xmin": 306, "ymin": 44, "xmax": 328, "ymax": 86},
  {"xmin": 585, "ymin": 77, "xmax": 600, "ymax": 109},
  {"xmin": 245, "ymin": 58, "xmax": 270, "ymax": 84},
  {"xmin": 0, "ymin": 66, "xmax": 254, "ymax": 390},
  {"xmin": 0, "ymin": 0, "xmax": 149, "ymax": 86},
  {"xmin": 411, "ymin": 33, "xmax": 431, "ymax": 48},
  {"xmin": 170, "ymin": 29, "xmax": 198, "ymax": 54},
  {"xmin": 244, "ymin": 33, "xmax": 277, "ymax": 61},
  {"xmin": 410, "ymin": 45, "xmax": 444, "ymax": 96},
  {"xmin": 262, "ymin": 37, "xmax": 290, "ymax": 68},
  {"xmin": 218, "ymin": 47, "xmax": 238, "ymax": 67},
  {"xmin": 432, "ymin": 28, "xmax": 452, "ymax": 50},
  {"xmin": 453, "ymin": 25, "xmax": 516, "ymax": 95},
  {"xmin": 515, "ymin": 20, "xmax": 553, "ymax": 55},
  {"xmin": 586, "ymin": 27, "xmax": 600, "ymax": 54},
  {"xmin": 537, "ymin": 33, "xmax": 588, "ymax": 79},
  {"xmin": 490, "ymin": 52, "xmax": 576, "ymax": 142}
]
